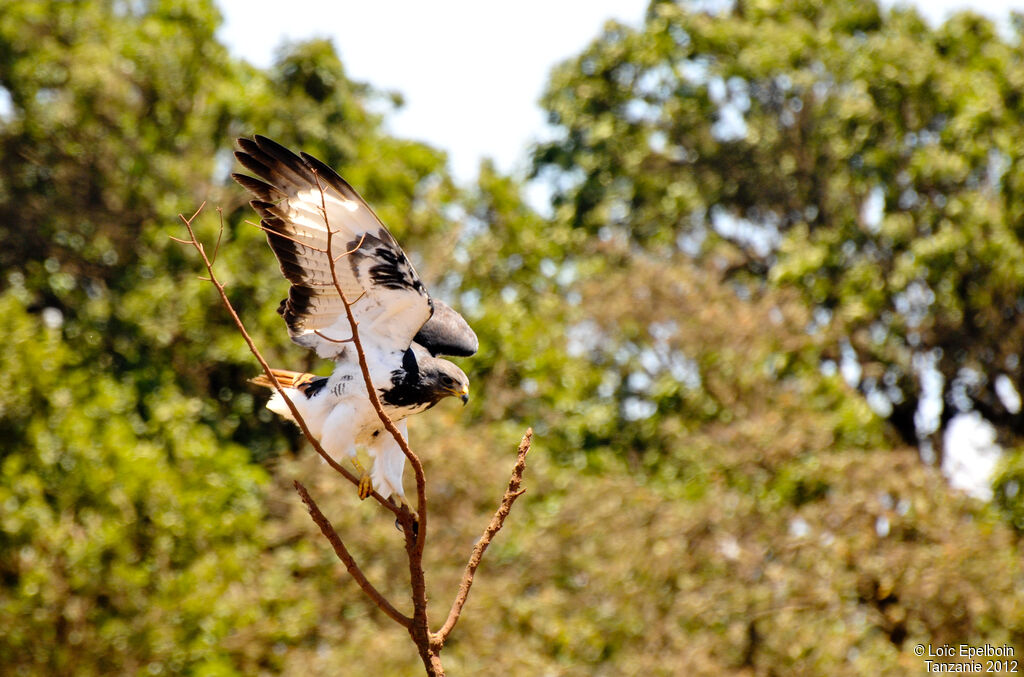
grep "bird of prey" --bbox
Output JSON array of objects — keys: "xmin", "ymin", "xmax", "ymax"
[{"xmin": 233, "ymin": 136, "xmax": 477, "ymax": 507}]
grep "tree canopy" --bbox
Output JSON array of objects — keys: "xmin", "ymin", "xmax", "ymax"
[
  {"xmin": 534, "ymin": 0, "xmax": 1024, "ymax": 465},
  {"xmin": 1, "ymin": 0, "xmax": 1023, "ymax": 674}
]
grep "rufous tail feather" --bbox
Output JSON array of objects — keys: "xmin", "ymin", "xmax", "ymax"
[{"xmin": 249, "ymin": 369, "xmax": 316, "ymax": 390}]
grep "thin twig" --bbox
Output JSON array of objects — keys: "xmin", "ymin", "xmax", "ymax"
[
  {"xmin": 174, "ymin": 204, "xmax": 400, "ymax": 517},
  {"xmin": 336, "ymin": 232, "xmax": 368, "ymax": 261},
  {"xmin": 190, "ymin": 148, "xmax": 533, "ymax": 676},
  {"xmin": 310, "ymin": 169, "xmax": 437, "ymax": 673},
  {"xmin": 177, "ymin": 201, "xmax": 415, "ymax": 643},
  {"xmin": 433, "ymin": 429, "xmax": 533, "ymax": 648},
  {"xmin": 243, "ymin": 218, "xmax": 329, "ymax": 253},
  {"xmin": 211, "ymin": 207, "xmax": 225, "ymax": 265},
  {"xmin": 295, "ymin": 481, "xmax": 412, "ymax": 627},
  {"xmin": 310, "ymin": 169, "xmax": 430, "ymax": 553},
  {"xmin": 314, "ymin": 330, "xmax": 355, "ymax": 344}
]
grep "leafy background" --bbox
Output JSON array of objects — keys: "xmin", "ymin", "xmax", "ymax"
[{"xmin": 2, "ymin": 0, "xmax": 1023, "ymax": 674}]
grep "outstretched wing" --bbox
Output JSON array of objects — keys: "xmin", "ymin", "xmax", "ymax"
[{"xmin": 232, "ymin": 136, "xmax": 432, "ymax": 359}]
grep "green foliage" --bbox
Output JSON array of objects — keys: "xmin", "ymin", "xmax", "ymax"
[
  {"xmin": 0, "ymin": 287, "xmax": 268, "ymax": 674},
  {"xmin": 534, "ymin": 0, "xmax": 1024, "ymax": 461},
  {"xmin": 1, "ymin": 0, "xmax": 1023, "ymax": 674}
]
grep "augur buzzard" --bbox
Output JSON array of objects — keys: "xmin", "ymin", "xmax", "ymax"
[{"xmin": 233, "ymin": 136, "xmax": 477, "ymax": 506}]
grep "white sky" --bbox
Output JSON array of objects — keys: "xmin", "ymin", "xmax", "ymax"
[
  {"xmin": 219, "ymin": 0, "xmax": 649, "ymax": 183},
  {"xmin": 218, "ymin": 0, "xmax": 1024, "ymax": 185}
]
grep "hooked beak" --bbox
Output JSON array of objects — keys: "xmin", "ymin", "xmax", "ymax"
[{"xmin": 459, "ymin": 384, "xmax": 469, "ymax": 405}]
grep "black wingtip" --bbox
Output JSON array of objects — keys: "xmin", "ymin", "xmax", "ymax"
[
  {"xmin": 253, "ymin": 135, "xmax": 302, "ymax": 163},
  {"xmin": 231, "ymin": 172, "xmax": 275, "ymax": 197},
  {"xmin": 234, "ymin": 135, "xmax": 310, "ymax": 183},
  {"xmin": 298, "ymin": 151, "xmax": 366, "ymax": 203},
  {"xmin": 236, "ymin": 136, "xmax": 259, "ymax": 154}
]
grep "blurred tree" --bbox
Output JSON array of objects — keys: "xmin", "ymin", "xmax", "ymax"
[
  {"xmin": 532, "ymin": 0, "xmax": 1024, "ymax": 470},
  {"xmin": 1, "ymin": 0, "xmax": 1023, "ymax": 674},
  {"xmin": 0, "ymin": 285, "xmax": 272, "ymax": 674},
  {"xmin": 0, "ymin": 0, "xmax": 460, "ymax": 673},
  {"xmin": 0, "ymin": 0, "xmax": 458, "ymax": 455},
  {"xmin": 0, "ymin": 0, "xmax": 229, "ymax": 284}
]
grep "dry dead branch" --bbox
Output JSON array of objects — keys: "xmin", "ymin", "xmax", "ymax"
[{"xmin": 176, "ymin": 197, "xmax": 531, "ymax": 676}]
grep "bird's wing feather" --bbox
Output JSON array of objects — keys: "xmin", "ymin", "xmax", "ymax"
[
  {"xmin": 413, "ymin": 299, "xmax": 478, "ymax": 357},
  {"xmin": 232, "ymin": 136, "xmax": 432, "ymax": 358}
]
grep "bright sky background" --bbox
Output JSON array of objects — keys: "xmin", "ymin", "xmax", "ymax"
[
  {"xmin": 219, "ymin": 1, "xmax": 649, "ymax": 183},
  {"xmin": 218, "ymin": 0, "xmax": 1024, "ymax": 185}
]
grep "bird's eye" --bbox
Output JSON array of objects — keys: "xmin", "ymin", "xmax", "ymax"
[{"xmin": 442, "ymin": 375, "xmax": 453, "ymax": 386}]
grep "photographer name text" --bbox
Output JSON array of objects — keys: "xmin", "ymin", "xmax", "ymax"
[{"xmin": 914, "ymin": 643, "xmax": 1017, "ymax": 673}]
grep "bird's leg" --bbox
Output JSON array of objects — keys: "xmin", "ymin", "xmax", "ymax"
[{"xmin": 350, "ymin": 458, "xmax": 373, "ymax": 500}]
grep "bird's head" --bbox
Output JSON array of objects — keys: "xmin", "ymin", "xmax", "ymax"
[{"xmin": 429, "ymin": 360, "xmax": 470, "ymax": 405}]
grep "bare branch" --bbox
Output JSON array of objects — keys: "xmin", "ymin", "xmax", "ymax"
[
  {"xmin": 174, "ymin": 205, "xmax": 400, "ymax": 517},
  {"xmin": 314, "ymin": 330, "xmax": 355, "ymax": 344},
  {"xmin": 190, "ymin": 148, "xmax": 534, "ymax": 676},
  {"xmin": 433, "ymin": 429, "xmax": 533, "ymax": 647},
  {"xmin": 184, "ymin": 201, "xmax": 206, "ymax": 223},
  {"xmin": 295, "ymin": 481, "xmax": 412, "ymax": 628},
  {"xmin": 210, "ymin": 207, "xmax": 225, "ymax": 265},
  {"xmin": 334, "ymin": 232, "xmax": 368, "ymax": 262},
  {"xmin": 243, "ymin": 218, "xmax": 329, "ymax": 253},
  {"xmin": 176, "ymin": 202, "xmax": 416, "ymax": 655},
  {"xmin": 310, "ymin": 169, "xmax": 438, "ymax": 674},
  {"xmin": 310, "ymin": 168, "xmax": 429, "ymax": 552}
]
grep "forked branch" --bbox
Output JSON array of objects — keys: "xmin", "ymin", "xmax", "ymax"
[
  {"xmin": 175, "ymin": 205, "xmax": 400, "ymax": 517},
  {"xmin": 295, "ymin": 480, "xmax": 411, "ymax": 627},
  {"xmin": 434, "ymin": 428, "xmax": 532, "ymax": 648},
  {"xmin": 309, "ymin": 168, "xmax": 430, "ymax": 554},
  {"xmin": 177, "ymin": 189, "xmax": 531, "ymax": 677}
]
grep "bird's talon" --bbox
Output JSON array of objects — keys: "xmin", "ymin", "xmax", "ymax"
[
  {"xmin": 389, "ymin": 498, "xmax": 419, "ymax": 537},
  {"xmin": 393, "ymin": 514, "xmax": 420, "ymax": 537},
  {"xmin": 357, "ymin": 473, "xmax": 373, "ymax": 500}
]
